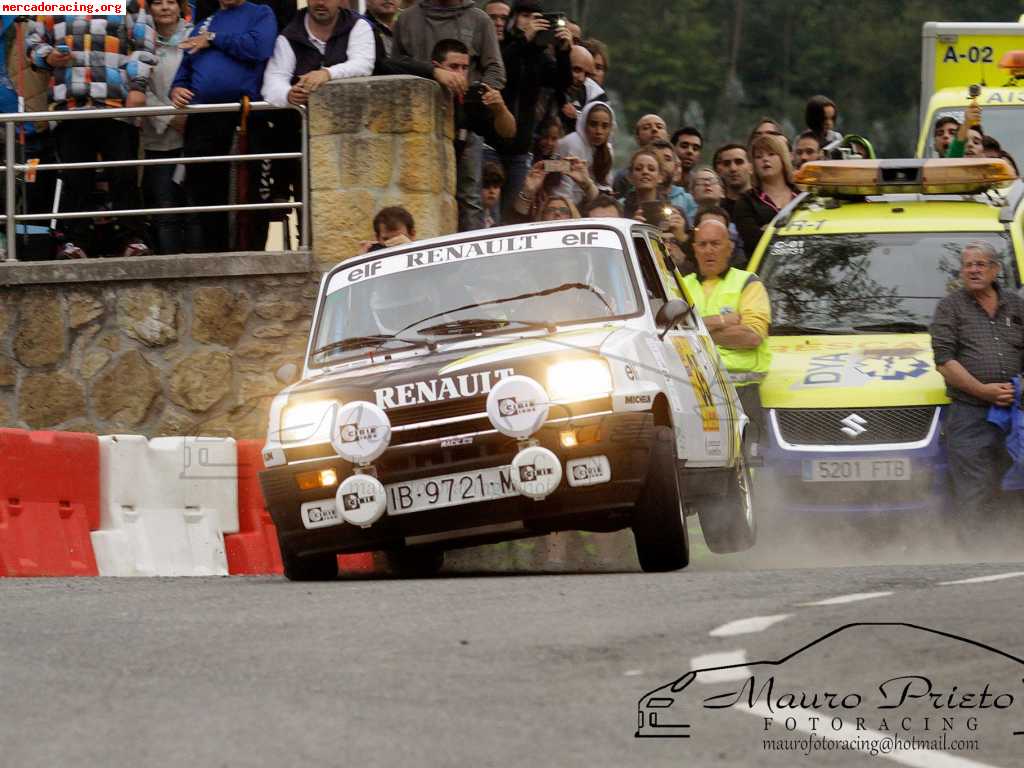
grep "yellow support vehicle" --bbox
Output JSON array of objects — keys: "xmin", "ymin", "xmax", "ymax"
[
  {"xmin": 917, "ymin": 21, "xmax": 1024, "ymax": 159},
  {"xmin": 747, "ymin": 158, "xmax": 1021, "ymax": 515}
]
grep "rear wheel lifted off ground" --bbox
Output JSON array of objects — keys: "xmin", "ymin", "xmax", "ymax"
[
  {"xmin": 386, "ymin": 548, "xmax": 445, "ymax": 578},
  {"xmin": 697, "ymin": 436, "xmax": 757, "ymax": 554},
  {"xmin": 281, "ymin": 545, "xmax": 339, "ymax": 581},
  {"xmin": 631, "ymin": 425, "xmax": 690, "ymax": 572}
]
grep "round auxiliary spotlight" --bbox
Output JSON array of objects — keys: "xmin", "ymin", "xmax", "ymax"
[
  {"xmin": 329, "ymin": 401, "xmax": 392, "ymax": 464},
  {"xmin": 511, "ymin": 445, "xmax": 563, "ymax": 501},
  {"xmin": 336, "ymin": 474, "xmax": 388, "ymax": 527},
  {"xmin": 486, "ymin": 375, "xmax": 550, "ymax": 439}
]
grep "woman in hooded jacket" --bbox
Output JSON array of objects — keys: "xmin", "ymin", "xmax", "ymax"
[{"xmin": 555, "ymin": 100, "xmax": 614, "ymax": 204}]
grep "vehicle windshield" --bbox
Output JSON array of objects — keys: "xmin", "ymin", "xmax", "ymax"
[
  {"xmin": 759, "ymin": 232, "xmax": 1015, "ymax": 334},
  {"xmin": 312, "ymin": 229, "xmax": 641, "ymax": 364},
  {"xmin": 925, "ymin": 106, "xmax": 1024, "ymax": 162}
]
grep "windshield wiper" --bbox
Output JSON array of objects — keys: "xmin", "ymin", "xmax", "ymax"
[
  {"xmin": 771, "ymin": 323, "xmax": 847, "ymax": 336},
  {"xmin": 853, "ymin": 321, "xmax": 930, "ymax": 333},
  {"xmin": 396, "ymin": 282, "xmax": 613, "ymax": 336},
  {"xmin": 417, "ymin": 317, "xmax": 557, "ymax": 336},
  {"xmin": 311, "ymin": 334, "xmax": 431, "ymax": 360}
]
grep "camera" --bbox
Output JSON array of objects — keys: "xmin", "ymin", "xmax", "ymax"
[
  {"xmin": 463, "ymin": 81, "xmax": 487, "ymax": 107},
  {"xmin": 640, "ymin": 201, "xmax": 674, "ymax": 228},
  {"xmin": 543, "ymin": 159, "xmax": 571, "ymax": 174},
  {"xmin": 535, "ymin": 13, "xmax": 567, "ymax": 47}
]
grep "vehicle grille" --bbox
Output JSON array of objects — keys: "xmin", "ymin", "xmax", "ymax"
[
  {"xmin": 387, "ymin": 396, "xmax": 489, "ymax": 428},
  {"xmin": 773, "ymin": 407, "xmax": 937, "ymax": 446},
  {"xmin": 283, "ymin": 396, "xmax": 614, "ymax": 461}
]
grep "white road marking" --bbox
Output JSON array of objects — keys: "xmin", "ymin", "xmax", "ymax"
[
  {"xmin": 939, "ymin": 571, "xmax": 1024, "ymax": 586},
  {"xmin": 623, "ymin": 669, "xmax": 643, "ymax": 677},
  {"xmin": 800, "ymin": 591, "xmax": 894, "ymax": 606},
  {"xmin": 691, "ymin": 650, "xmax": 751, "ymax": 683},
  {"xmin": 709, "ymin": 614, "xmax": 791, "ymax": 637},
  {"xmin": 740, "ymin": 702, "xmax": 1004, "ymax": 768}
]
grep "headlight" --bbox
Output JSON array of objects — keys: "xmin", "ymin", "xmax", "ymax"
[
  {"xmin": 546, "ymin": 359, "xmax": 613, "ymax": 402},
  {"xmin": 279, "ymin": 399, "xmax": 337, "ymax": 444}
]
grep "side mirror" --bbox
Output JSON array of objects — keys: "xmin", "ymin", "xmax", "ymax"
[
  {"xmin": 656, "ymin": 300, "xmax": 693, "ymax": 339},
  {"xmin": 275, "ymin": 363, "xmax": 299, "ymax": 386}
]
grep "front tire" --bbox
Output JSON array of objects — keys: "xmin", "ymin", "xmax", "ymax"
[
  {"xmin": 280, "ymin": 543, "xmax": 339, "ymax": 581},
  {"xmin": 631, "ymin": 426, "xmax": 690, "ymax": 572},
  {"xmin": 697, "ymin": 440, "xmax": 757, "ymax": 554}
]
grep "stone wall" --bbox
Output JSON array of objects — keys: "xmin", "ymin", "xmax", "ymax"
[
  {"xmin": 0, "ymin": 253, "xmax": 315, "ymax": 438},
  {"xmin": 0, "ymin": 76, "xmax": 457, "ymax": 437},
  {"xmin": 310, "ymin": 75, "xmax": 458, "ymax": 264}
]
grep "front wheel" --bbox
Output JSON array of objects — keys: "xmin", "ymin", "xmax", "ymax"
[
  {"xmin": 631, "ymin": 426, "xmax": 690, "ymax": 572},
  {"xmin": 697, "ymin": 441, "xmax": 757, "ymax": 554}
]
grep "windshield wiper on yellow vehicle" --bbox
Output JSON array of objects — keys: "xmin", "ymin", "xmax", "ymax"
[
  {"xmin": 852, "ymin": 321, "xmax": 930, "ymax": 333},
  {"xmin": 770, "ymin": 323, "xmax": 847, "ymax": 336}
]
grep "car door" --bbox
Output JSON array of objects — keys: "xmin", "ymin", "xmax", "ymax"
[{"xmin": 644, "ymin": 231, "xmax": 739, "ymax": 467}]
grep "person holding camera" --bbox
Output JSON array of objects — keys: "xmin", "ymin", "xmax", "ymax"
[
  {"xmin": 431, "ymin": 38, "xmax": 515, "ymax": 231},
  {"xmin": 554, "ymin": 100, "xmax": 614, "ymax": 204},
  {"xmin": 620, "ymin": 148, "xmax": 687, "ymax": 262},
  {"xmin": 487, "ymin": 1, "xmax": 573, "ymax": 217},
  {"xmin": 511, "ymin": 155, "xmax": 592, "ymax": 222},
  {"xmin": 395, "ymin": 1, "xmax": 505, "ymax": 232},
  {"xmin": 358, "ymin": 206, "xmax": 416, "ymax": 254}
]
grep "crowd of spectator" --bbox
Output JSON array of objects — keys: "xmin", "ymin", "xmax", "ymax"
[{"xmin": 0, "ymin": 1, "xmax": 1017, "ymax": 262}]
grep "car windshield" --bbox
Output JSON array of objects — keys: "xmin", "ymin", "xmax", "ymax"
[
  {"xmin": 312, "ymin": 228, "xmax": 641, "ymax": 364},
  {"xmin": 925, "ymin": 106, "xmax": 1024, "ymax": 162},
  {"xmin": 759, "ymin": 232, "xmax": 1015, "ymax": 334}
]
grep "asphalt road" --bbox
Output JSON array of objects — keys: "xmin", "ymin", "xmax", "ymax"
[{"xmin": 3, "ymin": 520, "xmax": 1024, "ymax": 768}]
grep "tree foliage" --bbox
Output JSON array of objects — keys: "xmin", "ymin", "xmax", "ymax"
[{"xmin": 537, "ymin": 0, "xmax": 1019, "ymax": 156}]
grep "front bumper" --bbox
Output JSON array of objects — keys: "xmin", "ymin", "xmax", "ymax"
[
  {"xmin": 260, "ymin": 412, "xmax": 656, "ymax": 557},
  {"xmin": 763, "ymin": 407, "xmax": 948, "ymax": 514}
]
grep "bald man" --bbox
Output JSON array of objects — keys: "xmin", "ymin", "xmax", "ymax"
[
  {"xmin": 561, "ymin": 44, "xmax": 607, "ymax": 131},
  {"xmin": 681, "ymin": 219, "xmax": 772, "ymax": 440}
]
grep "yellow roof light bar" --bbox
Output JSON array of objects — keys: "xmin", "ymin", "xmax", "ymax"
[{"xmin": 795, "ymin": 159, "xmax": 1017, "ymax": 196}]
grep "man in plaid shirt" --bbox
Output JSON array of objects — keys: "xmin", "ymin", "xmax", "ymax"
[
  {"xmin": 27, "ymin": 9, "xmax": 157, "ymax": 258},
  {"xmin": 931, "ymin": 241, "xmax": 1024, "ymax": 526}
]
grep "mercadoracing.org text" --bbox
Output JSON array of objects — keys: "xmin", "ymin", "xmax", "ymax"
[{"xmin": 2, "ymin": 1, "xmax": 125, "ymax": 13}]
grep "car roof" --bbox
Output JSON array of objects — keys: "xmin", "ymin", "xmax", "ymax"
[{"xmin": 323, "ymin": 218, "xmax": 650, "ymax": 283}]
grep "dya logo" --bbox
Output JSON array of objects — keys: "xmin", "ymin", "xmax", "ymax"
[{"xmin": 840, "ymin": 413, "xmax": 867, "ymax": 438}]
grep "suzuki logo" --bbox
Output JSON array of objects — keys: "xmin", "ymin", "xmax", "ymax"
[{"xmin": 840, "ymin": 413, "xmax": 868, "ymax": 438}]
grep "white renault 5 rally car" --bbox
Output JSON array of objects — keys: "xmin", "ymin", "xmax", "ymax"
[{"xmin": 259, "ymin": 219, "xmax": 755, "ymax": 579}]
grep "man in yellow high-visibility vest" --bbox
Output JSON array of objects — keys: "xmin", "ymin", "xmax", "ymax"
[{"xmin": 681, "ymin": 218, "xmax": 771, "ymax": 449}]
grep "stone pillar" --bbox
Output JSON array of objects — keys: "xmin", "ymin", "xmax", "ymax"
[{"xmin": 309, "ymin": 75, "xmax": 458, "ymax": 266}]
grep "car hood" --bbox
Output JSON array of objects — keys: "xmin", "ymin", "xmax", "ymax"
[
  {"xmin": 290, "ymin": 326, "xmax": 620, "ymax": 411},
  {"xmin": 760, "ymin": 334, "xmax": 949, "ymax": 409}
]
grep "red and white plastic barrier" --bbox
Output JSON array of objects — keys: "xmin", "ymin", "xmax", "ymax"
[{"xmin": 0, "ymin": 429, "xmax": 372, "ymax": 577}]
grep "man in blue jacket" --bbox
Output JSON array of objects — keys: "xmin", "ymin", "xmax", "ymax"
[{"xmin": 171, "ymin": 0, "xmax": 276, "ymax": 252}]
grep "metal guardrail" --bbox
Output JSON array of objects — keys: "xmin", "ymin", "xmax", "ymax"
[{"xmin": 0, "ymin": 100, "xmax": 309, "ymax": 262}]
